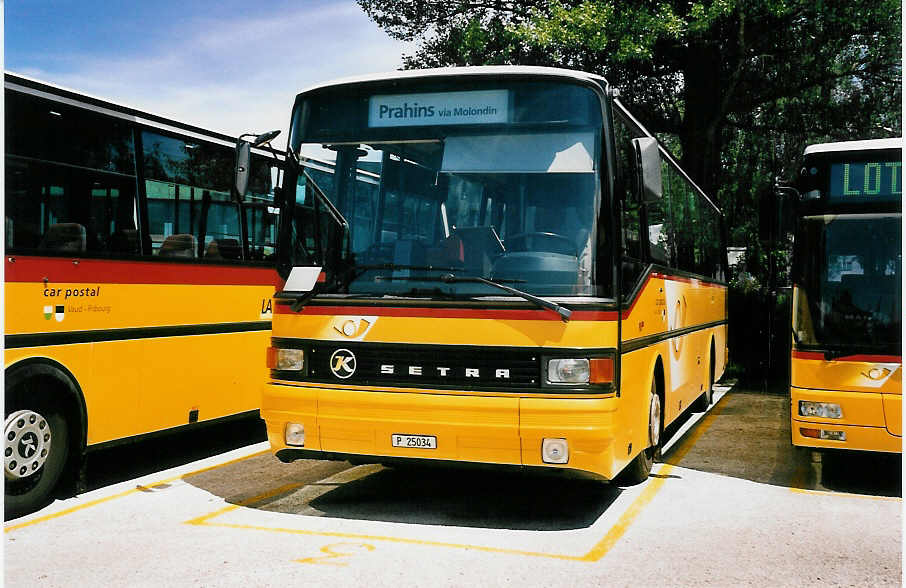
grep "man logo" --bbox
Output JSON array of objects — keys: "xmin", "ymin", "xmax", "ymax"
[{"xmin": 329, "ymin": 348, "xmax": 357, "ymax": 379}]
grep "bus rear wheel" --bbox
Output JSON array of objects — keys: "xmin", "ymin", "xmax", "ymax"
[
  {"xmin": 4, "ymin": 397, "xmax": 70, "ymax": 520},
  {"xmin": 615, "ymin": 379, "xmax": 662, "ymax": 486}
]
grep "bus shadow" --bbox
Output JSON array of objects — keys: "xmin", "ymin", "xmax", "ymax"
[
  {"xmin": 304, "ymin": 466, "xmax": 618, "ymax": 531},
  {"xmin": 659, "ymin": 384, "xmax": 902, "ymax": 498},
  {"xmin": 186, "ymin": 456, "xmax": 620, "ymax": 531}
]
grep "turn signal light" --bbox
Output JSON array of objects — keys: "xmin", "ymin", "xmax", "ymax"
[
  {"xmin": 800, "ymin": 427, "xmax": 846, "ymax": 441},
  {"xmin": 589, "ymin": 358, "xmax": 614, "ymax": 383}
]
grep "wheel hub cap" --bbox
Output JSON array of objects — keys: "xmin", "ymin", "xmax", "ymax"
[{"xmin": 5, "ymin": 409, "xmax": 51, "ymax": 480}]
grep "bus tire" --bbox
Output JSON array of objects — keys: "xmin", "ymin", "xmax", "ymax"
[
  {"xmin": 4, "ymin": 386, "xmax": 71, "ymax": 520},
  {"xmin": 693, "ymin": 344, "xmax": 715, "ymax": 412},
  {"xmin": 615, "ymin": 379, "xmax": 662, "ymax": 486}
]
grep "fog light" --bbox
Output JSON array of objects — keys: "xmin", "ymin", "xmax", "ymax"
[
  {"xmin": 547, "ymin": 359, "xmax": 589, "ymax": 384},
  {"xmin": 285, "ymin": 422, "xmax": 305, "ymax": 446},
  {"xmin": 820, "ymin": 429, "xmax": 846, "ymax": 441},
  {"xmin": 542, "ymin": 438, "xmax": 569, "ymax": 464},
  {"xmin": 274, "ymin": 348, "xmax": 304, "ymax": 371},
  {"xmin": 798, "ymin": 401, "xmax": 842, "ymax": 419}
]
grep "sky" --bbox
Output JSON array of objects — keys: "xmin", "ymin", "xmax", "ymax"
[{"xmin": 5, "ymin": 0, "xmax": 414, "ymax": 148}]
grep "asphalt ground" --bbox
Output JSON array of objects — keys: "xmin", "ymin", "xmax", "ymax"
[{"xmin": 5, "ymin": 384, "xmax": 902, "ymax": 587}]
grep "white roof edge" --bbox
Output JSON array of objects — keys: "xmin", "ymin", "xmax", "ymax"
[
  {"xmin": 296, "ymin": 66, "xmax": 609, "ymax": 96},
  {"xmin": 804, "ymin": 138, "xmax": 903, "ymax": 155},
  {"xmin": 4, "ymin": 69, "xmax": 281, "ymax": 157}
]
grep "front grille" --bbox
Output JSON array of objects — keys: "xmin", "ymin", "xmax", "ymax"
[{"xmin": 301, "ymin": 341, "xmax": 542, "ymax": 389}]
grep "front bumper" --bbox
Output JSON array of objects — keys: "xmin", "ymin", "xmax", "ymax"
[
  {"xmin": 791, "ymin": 387, "xmax": 902, "ymax": 453},
  {"xmin": 261, "ymin": 382, "xmax": 623, "ymax": 479}
]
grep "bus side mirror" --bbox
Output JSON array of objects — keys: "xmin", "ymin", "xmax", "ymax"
[
  {"xmin": 632, "ymin": 137, "xmax": 662, "ymax": 203},
  {"xmin": 760, "ymin": 178, "xmax": 799, "ymax": 242},
  {"xmin": 233, "ymin": 141, "xmax": 252, "ymax": 203}
]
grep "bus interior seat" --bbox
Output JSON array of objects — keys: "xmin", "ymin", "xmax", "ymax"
[
  {"xmin": 205, "ymin": 238, "xmax": 241, "ymax": 260},
  {"xmin": 110, "ymin": 228, "xmax": 139, "ymax": 255},
  {"xmin": 426, "ymin": 235, "xmax": 465, "ymax": 267},
  {"xmin": 159, "ymin": 233, "xmax": 197, "ymax": 258},
  {"xmin": 40, "ymin": 222, "xmax": 87, "ymax": 253},
  {"xmin": 452, "ymin": 226, "xmax": 505, "ymax": 276}
]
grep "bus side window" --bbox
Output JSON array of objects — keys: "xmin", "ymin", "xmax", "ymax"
[
  {"xmin": 612, "ymin": 114, "xmax": 647, "ymax": 295},
  {"xmin": 4, "ymin": 90, "xmax": 139, "ymax": 257},
  {"xmin": 142, "ymin": 130, "xmax": 240, "ymax": 260}
]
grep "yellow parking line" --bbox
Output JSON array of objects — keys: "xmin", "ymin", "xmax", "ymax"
[{"xmin": 4, "ymin": 449, "xmax": 270, "ymax": 533}]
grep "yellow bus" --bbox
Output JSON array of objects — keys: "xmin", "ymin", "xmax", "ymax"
[
  {"xmin": 4, "ymin": 73, "xmax": 281, "ymax": 517},
  {"xmin": 784, "ymin": 138, "xmax": 902, "ymax": 452},
  {"xmin": 252, "ymin": 67, "xmax": 728, "ymax": 484}
]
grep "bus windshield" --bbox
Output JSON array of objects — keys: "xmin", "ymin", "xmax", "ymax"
[
  {"xmin": 794, "ymin": 213, "xmax": 902, "ymax": 352},
  {"xmin": 287, "ymin": 80, "xmax": 604, "ymax": 298}
]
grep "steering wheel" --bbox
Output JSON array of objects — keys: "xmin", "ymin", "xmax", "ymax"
[{"xmin": 504, "ymin": 232, "xmax": 577, "ymax": 256}]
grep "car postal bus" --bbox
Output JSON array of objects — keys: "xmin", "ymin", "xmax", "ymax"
[
  {"xmin": 4, "ymin": 72, "xmax": 282, "ymax": 517},
  {"xmin": 247, "ymin": 67, "xmax": 728, "ymax": 484},
  {"xmin": 779, "ymin": 138, "xmax": 902, "ymax": 452}
]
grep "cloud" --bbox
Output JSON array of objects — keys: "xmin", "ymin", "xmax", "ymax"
[{"xmin": 14, "ymin": 2, "xmax": 412, "ymax": 148}]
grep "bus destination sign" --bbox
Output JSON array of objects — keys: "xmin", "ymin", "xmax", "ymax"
[
  {"xmin": 829, "ymin": 160, "xmax": 902, "ymax": 202},
  {"xmin": 368, "ymin": 90, "xmax": 509, "ymax": 128}
]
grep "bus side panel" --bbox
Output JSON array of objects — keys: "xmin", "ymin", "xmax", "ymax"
[
  {"xmin": 620, "ymin": 343, "xmax": 665, "ymax": 460},
  {"xmin": 6, "ymin": 273, "xmax": 273, "ymax": 446}
]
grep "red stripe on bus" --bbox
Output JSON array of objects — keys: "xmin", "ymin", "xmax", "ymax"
[
  {"xmin": 5, "ymin": 255, "xmax": 279, "ymax": 286},
  {"xmin": 276, "ymin": 304, "xmax": 619, "ymax": 321},
  {"xmin": 792, "ymin": 350, "xmax": 902, "ymax": 363}
]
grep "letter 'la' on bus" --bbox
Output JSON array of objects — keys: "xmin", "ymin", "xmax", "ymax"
[
  {"xmin": 260, "ymin": 66, "xmax": 728, "ymax": 484},
  {"xmin": 4, "ymin": 72, "xmax": 282, "ymax": 518},
  {"xmin": 778, "ymin": 138, "xmax": 902, "ymax": 453}
]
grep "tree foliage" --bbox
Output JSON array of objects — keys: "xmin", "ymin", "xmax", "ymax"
[{"xmin": 358, "ymin": 0, "xmax": 901, "ymax": 256}]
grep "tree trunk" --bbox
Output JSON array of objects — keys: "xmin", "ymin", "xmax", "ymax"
[{"xmin": 679, "ymin": 42, "xmax": 724, "ymax": 201}]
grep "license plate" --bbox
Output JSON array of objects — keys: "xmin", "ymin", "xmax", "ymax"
[{"xmin": 391, "ymin": 434, "xmax": 437, "ymax": 449}]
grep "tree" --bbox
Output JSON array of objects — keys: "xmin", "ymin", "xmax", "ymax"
[{"xmin": 357, "ymin": 0, "xmax": 901, "ymax": 210}]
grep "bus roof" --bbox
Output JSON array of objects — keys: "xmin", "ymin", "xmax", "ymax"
[
  {"xmin": 4, "ymin": 70, "xmax": 280, "ymax": 157},
  {"xmin": 804, "ymin": 138, "xmax": 903, "ymax": 155},
  {"xmin": 297, "ymin": 66, "xmax": 610, "ymax": 96}
]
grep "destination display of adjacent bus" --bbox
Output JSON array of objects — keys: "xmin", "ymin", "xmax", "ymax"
[{"xmin": 828, "ymin": 159, "xmax": 902, "ymax": 202}]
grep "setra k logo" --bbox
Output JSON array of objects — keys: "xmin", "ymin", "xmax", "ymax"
[{"xmin": 329, "ymin": 349, "xmax": 357, "ymax": 379}]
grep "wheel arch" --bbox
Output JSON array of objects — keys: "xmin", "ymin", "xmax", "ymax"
[{"xmin": 5, "ymin": 358, "xmax": 88, "ymax": 454}]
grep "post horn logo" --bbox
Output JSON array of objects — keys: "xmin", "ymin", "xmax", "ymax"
[{"xmin": 329, "ymin": 348, "xmax": 357, "ymax": 379}]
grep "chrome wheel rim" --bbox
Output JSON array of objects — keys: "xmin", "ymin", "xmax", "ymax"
[
  {"xmin": 5, "ymin": 409, "xmax": 51, "ymax": 480},
  {"xmin": 649, "ymin": 394, "xmax": 661, "ymax": 447}
]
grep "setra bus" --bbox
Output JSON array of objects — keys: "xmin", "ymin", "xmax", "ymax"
[
  {"xmin": 782, "ymin": 138, "xmax": 902, "ymax": 452},
  {"xmin": 250, "ymin": 67, "xmax": 728, "ymax": 484},
  {"xmin": 4, "ymin": 72, "xmax": 281, "ymax": 517}
]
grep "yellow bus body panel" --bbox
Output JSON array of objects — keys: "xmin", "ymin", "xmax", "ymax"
[
  {"xmin": 5, "ymin": 276, "xmax": 273, "ymax": 446},
  {"xmin": 791, "ymin": 354, "xmax": 902, "ymax": 452}
]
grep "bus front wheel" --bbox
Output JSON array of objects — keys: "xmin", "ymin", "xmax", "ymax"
[
  {"xmin": 615, "ymin": 380, "xmax": 662, "ymax": 486},
  {"xmin": 4, "ymin": 395, "xmax": 70, "ymax": 520}
]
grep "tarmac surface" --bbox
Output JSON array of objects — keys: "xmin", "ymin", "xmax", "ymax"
[{"xmin": 5, "ymin": 383, "xmax": 901, "ymax": 587}]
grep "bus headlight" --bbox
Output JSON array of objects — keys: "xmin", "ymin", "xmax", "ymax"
[
  {"xmin": 798, "ymin": 401, "xmax": 842, "ymax": 419},
  {"xmin": 267, "ymin": 347, "xmax": 304, "ymax": 371},
  {"xmin": 547, "ymin": 359, "xmax": 589, "ymax": 384}
]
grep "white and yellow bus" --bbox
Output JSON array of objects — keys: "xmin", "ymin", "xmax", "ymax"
[
  {"xmin": 786, "ymin": 138, "xmax": 902, "ymax": 452},
  {"xmin": 4, "ymin": 73, "xmax": 281, "ymax": 517},
  {"xmin": 253, "ymin": 67, "xmax": 728, "ymax": 484}
]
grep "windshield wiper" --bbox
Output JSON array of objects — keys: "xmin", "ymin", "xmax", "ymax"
[{"xmin": 391, "ymin": 272, "xmax": 571, "ymax": 322}]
